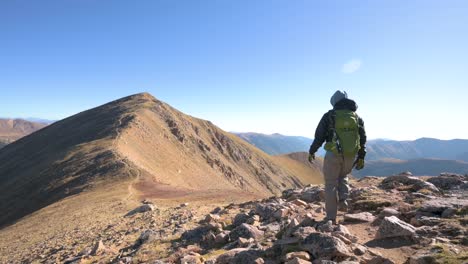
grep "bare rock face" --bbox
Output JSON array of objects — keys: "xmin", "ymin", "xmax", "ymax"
[
  {"xmin": 301, "ymin": 233, "xmax": 352, "ymax": 260},
  {"xmin": 376, "ymin": 216, "xmax": 416, "ymax": 239}
]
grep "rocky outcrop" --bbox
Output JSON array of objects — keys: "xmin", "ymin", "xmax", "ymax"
[{"xmin": 376, "ymin": 216, "xmax": 416, "ymax": 239}]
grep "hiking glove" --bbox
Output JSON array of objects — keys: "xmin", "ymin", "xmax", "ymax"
[
  {"xmin": 355, "ymin": 158, "xmax": 365, "ymax": 170},
  {"xmin": 308, "ymin": 153, "xmax": 315, "ymax": 163}
]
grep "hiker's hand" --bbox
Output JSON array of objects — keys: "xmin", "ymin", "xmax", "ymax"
[
  {"xmin": 355, "ymin": 158, "xmax": 365, "ymax": 170},
  {"xmin": 308, "ymin": 153, "xmax": 315, "ymax": 163}
]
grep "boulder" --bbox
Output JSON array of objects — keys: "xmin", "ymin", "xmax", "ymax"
[
  {"xmin": 125, "ymin": 204, "xmax": 155, "ymax": 216},
  {"xmin": 317, "ymin": 220, "xmax": 334, "ymax": 233},
  {"xmin": 274, "ymin": 208, "xmax": 290, "ymax": 220},
  {"xmin": 136, "ymin": 230, "xmax": 159, "ymax": 246},
  {"xmin": 427, "ymin": 173, "xmax": 467, "ymax": 190},
  {"xmin": 410, "ymin": 216, "xmax": 442, "ymax": 227},
  {"xmin": 406, "ymin": 254, "xmax": 438, "ymax": 264},
  {"xmin": 292, "ymin": 227, "xmax": 317, "ymax": 240},
  {"xmin": 366, "ymin": 256, "xmax": 395, "ymax": 264},
  {"xmin": 344, "ymin": 212, "xmax": 375, "ymax": 223},
  {"xmin": 215, "ymin": 249, "xmax": 263, "ymax": 264},
  {"xmin": 204, "ymin": 214, "xmax": 220, "ymax": 223},
  {"xmin": 419, "ymin": 198, "xmax": 468, "ymax": 214},
  {"xmin": 180, "ymin": 253, "xmax": 204, "ymax": 264},
  {"xmin": 255, "ymin": 203, "xmax": 279, "ymax": 220},
  {"xmin": 376, "ymin": 216, "xmax": 416, "ymax": 239},
  {"xmin": 233, "ymin": 213, "xmax": 251, "ymax": 226},
  {"xmin": 215, "ymin": 231, "xmax": 230, "ymax": 244},
  {"xmin": 291, "ymin": 199, "xmax": 308, "ymax": 207},
  {"xmin": 300, "ymin": 186, "xmax": 325, "ymax": 203},
  {"xmin": 285, "ymin": 251, "xmax": 311, "ymax": 261},
  {"xmin": 301, "ymin": 233, "xmax": 352, "ymax": 260},
  {"xmin": 380, "ymin": 175, "xmax": 439, "ymax": 193},
  {"xmin": 352, "ymin": 244, "xmax": 367, "ymax": 255},
  {"xmin": 230, "ymin": 223, "xmax": 264, "ymax": 241},
  {"xmin": 379, "ymin": 208, "xmax": 400, "ymax": 218},
  {"xmin": 286, "ymin": 258, "xmax": 312, "ymax": 264}
]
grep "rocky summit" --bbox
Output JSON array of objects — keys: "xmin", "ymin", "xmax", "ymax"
[{"xmin": 2, "ymin": 172, "xmax": 465, "ymax": 263}]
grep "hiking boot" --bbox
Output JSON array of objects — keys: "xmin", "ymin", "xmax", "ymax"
[{"xmin": 338, "ymin": 200, "xmax": 348, "ymax": 212}]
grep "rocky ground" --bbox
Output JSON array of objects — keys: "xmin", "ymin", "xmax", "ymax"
[{"xmin": 3, "ymin": 173, "xmax": 467, "ymax": 264}]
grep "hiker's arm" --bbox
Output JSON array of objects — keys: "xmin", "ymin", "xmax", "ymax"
[
  {"xmin": 309, "ymin": 113, "xmax": 329, "ymax": 155},
  {"xmin": 358, "ymin": 117, "xmax": 367, "ymax": 159}
]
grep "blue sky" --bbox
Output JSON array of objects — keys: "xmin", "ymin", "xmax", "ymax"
[{"xmin": 1, "ymin": 1, "xmax": 467, "ymax": 140}]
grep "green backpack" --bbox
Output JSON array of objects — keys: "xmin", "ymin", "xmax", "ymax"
[{"xmin": 324, "ymin": 110, "xmax": 361, "ymax": 157}]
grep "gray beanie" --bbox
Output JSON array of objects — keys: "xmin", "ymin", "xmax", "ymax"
[{"xmin": 330, "ymin": 90, "xmax": 348, "ymax": 106}]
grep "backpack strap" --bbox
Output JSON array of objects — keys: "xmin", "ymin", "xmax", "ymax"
[{"xmin": 326, "ymin": 110, "xmax": 343, "ymax": 154}]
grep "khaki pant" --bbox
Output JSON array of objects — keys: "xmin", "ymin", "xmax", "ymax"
[{"xmin": 323, "ymin": 151, "xmax": 355, "ymax": 220}]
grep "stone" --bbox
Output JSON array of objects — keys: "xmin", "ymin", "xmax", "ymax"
[
  {"xmin": 230, "ymin": 223, "xmax": 264, "ymax": 241},
  {"xmin": 90, "ymin": 240, "xmax": 111, "ymax": 256},
  {"xmin": 255, "ymin": 203, "xmax": 278, "ymax": 220},
  {"xmin": 292, "ymin": 227, "xmax": 317, "ymax": 240},
  {"xmin": 291, "ymin": 199, "xmax": 308, "ymax": 207},
  {"xmin": 233, "ymin": 213, "xmax": 250, "ymax": 226},
  {"xmin": 411, "ymin": 216, "xmax": 442, "ymax": 227},
  {"xmin": 406, "ymin": 253, "xmax": 438, "ymax": 264},
  {"xmin": 285, "ymin": 251, "xmax": 311, "ymax": 261},
  {"xmin": 441, "ymin": 208, "xmax": 457, "ymax": 218},
  {"xmin": 284, "ymin": 218, "xmax": 300, "ymax": 237},
  {"xmin": 125, "ymin": 204, "xmax": 155, "ymax": 216},
  {"xmin": 380, "ymin": 175, "xmax": 439, "ymax": 193},
  {"xmin": 237, "ymin": 237, "xmax": 255, "ymax": 247},
  {"xmin": 379, "ymin": 208, "xmax": 399, "ymax": 218},
  {"xmin": 180, "ymin": 254, "xmax": 203, "ymax": 264},
  {"xmin": 366, "ymin": 256, "xmax": 395, "ymax": 264},
  {"xmin": 352, "ymin": 244, "xmax": 367, "ymax": 255},
  {"xmin": 376, "ymin": 216, "xmax": 416, "ymax": 239},
  {"xmin": 136, "ymin": 230, "xmax": 159, "ymax": 246},
  {"xmin": 215, "ymin": 248, "xmax": 247, "ymax": 264},
  {"xmin": 274, "ymin": 208, "xmax": 290, "ymax": 220},
  {"xmin": 215, "ymin": 231, "xmax": 230, "ymax": 244},
  {"xmin": 227, "ymin": 249, "xmax": 263, "ymax": 264},
  {"xmin": 246, "ymin": 215, "xmax": 261, "ymax": 225},
  {"xmin": 344, "ymin": 212, "xmax": 376, "ymax": 223},
  {"xmin": 419, "ymin": 198, "xmax": 468, "ymax": 214},
  {"xmin": 300, "ymin": 186, "xmax": 325, "ymax": 203},
  {"xmin": 301, "ymin": 233, "xmax": 352, "ymax": 259},
  {"xmin": 286, "ymin": 258, "xmax": 312, "ymax": 264},
  {"xmin": 182, "ymin": 225, "xmax": 218, "ymax": 243},
  {"xmin": 427, "ymin": 173, "xmax": 466, "ymax": 190},
  {"xmin": 317, "ymin": 220, "xmax": 334, "ymax": 233},
  {"xmin": 204, "ymin": 214, "xmax": 220, "ymax": 223}
]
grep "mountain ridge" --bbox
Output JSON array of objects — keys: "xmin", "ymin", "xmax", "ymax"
[{"xmin": 0, "ymin": 93, "xmax": 322, "ymax": 227}]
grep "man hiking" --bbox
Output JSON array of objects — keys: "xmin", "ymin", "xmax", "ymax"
[{"xmin": 308, "ymin": 90, "xmax": 367, "ymax": 224}]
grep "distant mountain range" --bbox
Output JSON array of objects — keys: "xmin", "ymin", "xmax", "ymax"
[
  {"xmin": 234, "ymin": 133, "xmax": 468, "ymax": 162},
  {"xmin": 353, "ymin": 158, "xmax": 468, "ymax": 177},
  {"xmin": 0, "ymin": 118, "xmax": 48, "ymax": 149},
  {"xmin": 365, "ymin": 138, "xmax": 468, "ymax": 161},
  {"xmin": 233, "ymin": 133, "xmax": 325, "ymax": 156}
]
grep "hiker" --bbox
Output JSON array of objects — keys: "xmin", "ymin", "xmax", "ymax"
[{"xmin": 308, "ymin": 90, "xmax": 367, "ymax": 224}]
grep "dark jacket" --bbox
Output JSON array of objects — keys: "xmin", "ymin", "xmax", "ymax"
[{"xmin": 309, "ymin": 98, "xmax": 367, "ymax": 158}]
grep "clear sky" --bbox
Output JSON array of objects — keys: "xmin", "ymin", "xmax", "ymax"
[{"xmin": 1, "ymin": 1, "xmax": 467, "ymax": 140}]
